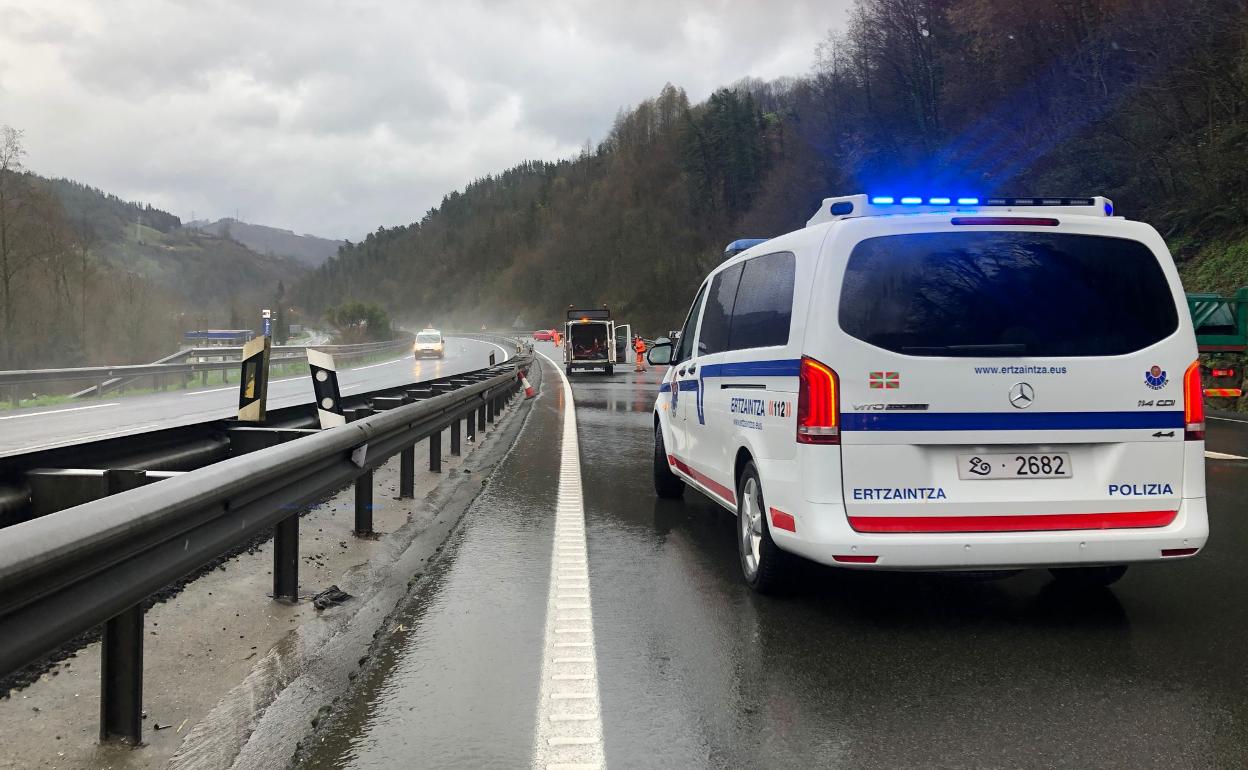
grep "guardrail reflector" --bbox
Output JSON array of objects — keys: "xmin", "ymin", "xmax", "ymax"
[
  {"xmin": 237, "ymin": 336, "xmax": 271, "ymax": 422},
  {"xmin": 307, "ymin": 349, "xmax": 346, "ymax": 428}
]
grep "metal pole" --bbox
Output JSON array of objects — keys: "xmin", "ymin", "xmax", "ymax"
[
  {"xmin": 354, "ymin": 469, "xmax": 373, "ymax": 535},
  {"xmin": 450, "ymin": 418, "xmax": 461, "ymax": 456},
  {"xmin": 429, "ymin": 430, "xmax": 442, "ymax": 473},
  {"xmin": 466, "ymin": 411, "xmax": 476, "ymax": 442},
  {"xmin": 478, "ymin": 404, "xmax": 487, "ymax": 432},
  {"xmin": 273, "ymin": 514, "xmax": 298, "ymax": 602},
  {"xmin": 100, "ymin": 603, "xmax": 143, "ymax": 744},
  {"xmin": 487, "ymin": 398, "xmax": 495, "ymax": 424},
  {"xmin": 400, "ymin": 446, "xmax": 415, "ymax": 497}
]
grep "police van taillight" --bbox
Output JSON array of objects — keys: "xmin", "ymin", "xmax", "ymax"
[
  {"xmin": 1184, "ymin": 360, "xmax": 1205, "ymax": 441},
  {"xmin": 798, "ymin": 356, "xmax": 840, "ymax": 444}
]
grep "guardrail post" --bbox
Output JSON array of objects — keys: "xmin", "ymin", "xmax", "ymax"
[
  {"xmin": 487, "ymin": 398, "xmax": 495, "ymax": 424},
  {"xmin": 400, "ymin": 446, "xmax": 415, "ymax": 497},
  {"xmin": 100, "ymin": 467, "xmax": 146, "ymax": 745},
  {"xmin": 100, "ymin": 603, "xmax": 144, "ymax": 744},
  {"xmin": 450, "ymin": 418, "xmax": 461, "ymax": 456},
  {"xmin": 201, "ymin": 369, "xmax": 208, "ymax": 386},
  {"xmin": 355, "ymin": 470, "xmax": 373, "ymax": 535},
  {"xmin": 429, "ymin": 430, "xmax": 442, "ymax": 473},
  {"xmin": 9, "ymin": 385, "xmax": 17, "ymax": 409},
  {"xmin": 466, "ymin": 410, "xmax": 476, "ymax": 442},
  {"xmin": 273, "ymin": 513, "xmax": 298, "ymax": 602},
  {"xmin": 478, "ymin": 404, "xmax": 487, "ymax": 432},
  {"xmin": 96, "ymin": 378, "xmax": 105, "ymax": 399}
]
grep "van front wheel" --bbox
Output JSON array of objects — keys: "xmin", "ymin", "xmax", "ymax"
[
  {"xmin": 1048, "ymin": 565, "xmax": 1128, "ymax": 587},
  {"xmin": 653, "ymin": 428, "xmax": 685, "ymax": 499},
  {"xmin": 737, "ymin": 461, "xmax": 789, "ymax": 594}
]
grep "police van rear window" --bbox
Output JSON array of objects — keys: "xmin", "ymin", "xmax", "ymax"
[{"xmin": 839, "ymin": 232, "xmax": 1179, "ymax": 357}]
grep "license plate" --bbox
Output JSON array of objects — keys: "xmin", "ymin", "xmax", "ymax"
[{"xmin": 957, "ymin": 452, "xmax": 1072, "ymax": 480}]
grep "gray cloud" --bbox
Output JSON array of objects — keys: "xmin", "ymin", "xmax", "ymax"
[{"xmin": 0, "ymin": 0, "xmax": 852, "ymax": 239}]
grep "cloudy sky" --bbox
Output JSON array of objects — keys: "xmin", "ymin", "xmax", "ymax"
[{"xmin": 0, "ymin": 1, "xmax": 851, "ymax": 239}]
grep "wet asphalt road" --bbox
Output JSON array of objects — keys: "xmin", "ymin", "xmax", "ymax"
[
  {"xmin": 0, "ymin": 337, "xmax": 509, "ymax": 456},
  {"xmin": 299, "ymin": 341, "xmax": 1248, "ymax": 769}
]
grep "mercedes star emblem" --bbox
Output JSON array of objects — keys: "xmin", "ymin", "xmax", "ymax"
[{"xmin": 1009, "ymin": 382, "xmax": 1035, "ymax": 409}]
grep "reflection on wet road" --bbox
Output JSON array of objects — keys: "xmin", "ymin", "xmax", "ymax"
[{"xmin": 300, "ymin": 341, "xmax": 1248, "ymax": 768}]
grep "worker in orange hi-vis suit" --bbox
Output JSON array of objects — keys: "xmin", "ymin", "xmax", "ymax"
[
  {"xmin": 553, "ymin": 330, "xmax": 562, "ymax": 347},
  {"xmin": 633, "ymin": 335, "xmax": 647, "ymax": 372}
]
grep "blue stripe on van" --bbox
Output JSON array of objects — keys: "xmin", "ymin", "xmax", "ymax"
[
  {"xmin": 701, "ymin": 359, "xmax": 801, "ymax": 378},
  {"xmin": 841, "ymin": 411, "xmax": 1185, "ymax": 432}
]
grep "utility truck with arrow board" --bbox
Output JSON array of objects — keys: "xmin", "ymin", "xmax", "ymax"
[{"xmin": 564, "ymin": 306, "xmax": 628, "ymax": 375}]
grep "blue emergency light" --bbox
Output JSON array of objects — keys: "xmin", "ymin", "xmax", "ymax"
[{"xmin": 806, "ymin": 193, "xmax": 1116, "ymax": 228}]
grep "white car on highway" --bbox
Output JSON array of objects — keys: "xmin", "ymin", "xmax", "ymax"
[
  {"xmin": 648, "ymin": 194, "xmax": 1207, "ymax": 592},
  {"xmin": 414, "ymin": 328, "xmax": 445, "ymax": 359}
]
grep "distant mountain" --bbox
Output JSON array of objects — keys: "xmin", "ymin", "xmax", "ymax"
[
  {"xmin": 187, "ymin": 218, "xmax": 343, "ymax": 267},
  {"xmin": 44, "ymin": 183, "xmax": 307, "ymax": 309}
]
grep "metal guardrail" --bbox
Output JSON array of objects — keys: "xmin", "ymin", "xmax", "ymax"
[{"xmin": 0, "ymin": 340, "xmax": 532, "ymax": 743}]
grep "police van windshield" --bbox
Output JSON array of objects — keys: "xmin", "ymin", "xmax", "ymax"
[{"xmin": 838, "ymin": 232, "xmax": 1179, "ymax": 357}]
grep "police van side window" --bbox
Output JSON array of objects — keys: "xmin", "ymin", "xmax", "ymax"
[
  {"xmin": 673, "ymin": 284, "xmax": 707, "ymax": 364},
  {"xmin": 728, "ymin": 251, "xmax": 795, "ymax": 350},
  {"xmin": 697, "ymin": 263, "xmax": 744, "ymax": 356}
]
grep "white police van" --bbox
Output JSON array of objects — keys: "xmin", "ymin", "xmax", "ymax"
[{"xmin": 648, "ymin": 194, "xmax": 1207, "ymax": 593}]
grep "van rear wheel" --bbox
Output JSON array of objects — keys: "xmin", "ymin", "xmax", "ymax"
[
  {"xmin": 737, "ymin": 462, "xmax": 789, "ymax": 594},
  {"xmin": 653, "ymin": 428, "xmax": 685, "ymax": 498},
  {"xmin": 1049, "ymin": 565, "xmax": 1128, "ymax": 587}
]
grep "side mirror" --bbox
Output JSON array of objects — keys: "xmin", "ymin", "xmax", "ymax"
[{"xmin": 647, "ymin": 340, "xmax": 673, "ymax": 366}]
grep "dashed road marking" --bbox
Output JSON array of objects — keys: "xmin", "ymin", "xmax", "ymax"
[{"xmin": 532, "ymin": 350, "xmax": 604, "ymax": 770}]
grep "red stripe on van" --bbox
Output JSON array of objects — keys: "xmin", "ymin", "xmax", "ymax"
[
  {"xmin": 668, "ymin": 455, "xmax": 736, "ymax": 504},
  {"xmin": 848, "ymin": 510, "xmax": 1177, "ymax": 533}
]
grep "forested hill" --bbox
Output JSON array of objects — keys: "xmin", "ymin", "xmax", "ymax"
[
  {"xmin": 298, "ymin": 0, "xmax": 1248, "ymax": 334},
  {"xmin": 0, "ymin": 158, "xmax": 307, "ymax": 368}
]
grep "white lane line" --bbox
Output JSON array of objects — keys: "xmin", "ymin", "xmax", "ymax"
[
  {"xmin": 532, "ymin": 350, "xmax": 604, "ymax": 770},
  {"xmin": 351, "ymin": 354, "xmax": 415, "ymax": 371},
  {"xmin": 0, "ymin": 402, "xmax": 119, "ymax": 420},
  {"xmin": 1206, "ymin": 450, "xmax": 1248, "ymax": 460},
  {"xmin": 10, "ymin": 423, "xmax": 164, "ymax": 453}
]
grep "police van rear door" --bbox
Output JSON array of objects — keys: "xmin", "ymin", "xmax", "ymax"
[{"xmin": 827, "ymin": 221, "xmax": 1195, "ymax": 533}]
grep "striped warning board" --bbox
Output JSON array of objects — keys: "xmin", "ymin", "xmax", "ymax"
[
  {"xmin": 237, "ymin": 335, "xmax": 271, "ymax": 422},
  {"xmin": 307, "ymin": 349, "xmax": 345, "ymax": 428},
  {"xmin": 1204, "ymin": 388, "xmax": 1243, "ymax": 398}
]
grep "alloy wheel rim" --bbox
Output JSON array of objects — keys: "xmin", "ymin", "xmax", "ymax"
[{"xmin": 740, "ymin": 477, "xmax": 762, "ymax": 576}]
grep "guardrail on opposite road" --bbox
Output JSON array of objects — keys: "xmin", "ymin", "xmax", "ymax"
[
  {"xmin": 0, "ymin": 337, "xmax": 416, "ymax": 405},
  {"xmin": 0, "ymin": 336, "xmax": 532, "ymax": 744}
]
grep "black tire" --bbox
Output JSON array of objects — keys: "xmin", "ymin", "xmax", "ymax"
[
  {"xmin": 1049, "ymin": 565, "xmax": 1128, "ymax": 587},
  {"xmin": 653, "ymin": 427, "xmax": 685, "ymax": 498},
  {"xmin": 736, "ymin": 461, "xmax": 790, "ymax": 594}
]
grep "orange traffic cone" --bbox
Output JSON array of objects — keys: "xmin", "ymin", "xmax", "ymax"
[{"xmin": 520, "ymin": 370, "xmax": 536, "ymax": 399}]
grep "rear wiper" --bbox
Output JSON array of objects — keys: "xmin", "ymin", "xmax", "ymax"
[{"xmin": 901, "ymin": 344, "xmax": 1028, "ymax": 356}]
